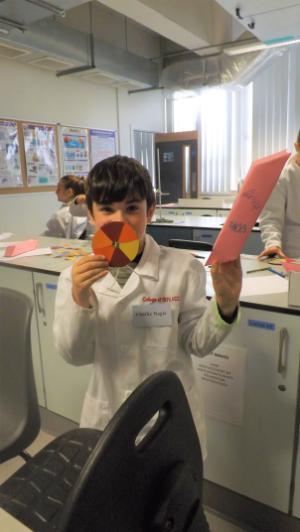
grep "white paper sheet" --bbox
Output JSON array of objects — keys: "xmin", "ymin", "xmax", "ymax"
[
  {"xmin": 0, "ymin": 241, "xmax": 20, "ymax": 248},
  {"xmin": 0, "ymin": 232, "xmax": 13, "ymax": 241},
  {"xmin": 205, "ymin": 272, "xmax": 288, "ymax": 298},
  {"xmin": 241, "ymin": 275, "xmax": 288, "ymax": 296}
]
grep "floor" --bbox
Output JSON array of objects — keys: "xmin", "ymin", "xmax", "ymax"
[{"xmin": 0, "ymin": 417, "xmax": 250, "ymax": 532}]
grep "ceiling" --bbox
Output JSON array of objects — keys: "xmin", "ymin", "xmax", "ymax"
[{"xmin": 0, "ymin": 0, "xmax": 299, "ymax": 90}]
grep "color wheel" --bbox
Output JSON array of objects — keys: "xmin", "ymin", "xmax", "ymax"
[{"xmin": 92, "ymin": 221, "xmax": 140, "ymax": 267}]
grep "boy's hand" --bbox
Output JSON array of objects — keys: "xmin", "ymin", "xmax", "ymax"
[
  {"xmin": 211, "ymin": 258, "xmax": 242, "ymax": 318},
  {"xmin": 72, "ymin": 254, "xmax": 109, "ymax": 308},
  {"xmin": 74, "ymin": 194, "xmax": 87, "ymax": 205},
  {"xmin": 258, "ymin": 246, "xmax": 286, "ymax": 260}
]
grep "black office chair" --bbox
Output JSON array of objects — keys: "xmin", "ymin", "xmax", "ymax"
[
  {"xmin": 0, "ymin": 287, "xmax": 40, "ymax": 463},
  {"xmin": 0, "ymin": 371, "xmax": 209, "ymax": 531},
  {"xmin": 169, "ymin": 238, "xmax": 213, "ymax": 251}
]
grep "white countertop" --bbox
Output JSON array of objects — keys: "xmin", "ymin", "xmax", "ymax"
[
  {"xmin": 0, "ymin": 235, "xmax": 296, "ymax": 314},
  {"xmin": 151, "ymin": 216, "xmax": 260, "ymax": 232}
]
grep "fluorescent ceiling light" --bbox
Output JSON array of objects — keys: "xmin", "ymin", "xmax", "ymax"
[{"xmin": 224, "ymin": 37, "xmax": 300, "ymax": 56}]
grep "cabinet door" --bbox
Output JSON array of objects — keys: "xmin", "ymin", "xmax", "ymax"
[
  {"xmin": 0, "ymin": 266, "xmax": 45, "ymax": 407},
  {"xmin": 242, "ymin": 231, "xmax": 263, "ymax": 254},
  {"xmin": 193, "ymin": 228, "xmax": 218, "ymax": 245},
  {"xmin": 196, "ymin": 308, "xmax": 299, "ymax": 512},
  {"xmin": 33, "ymin": 272, "xmax": 92, "ymax": 422}
]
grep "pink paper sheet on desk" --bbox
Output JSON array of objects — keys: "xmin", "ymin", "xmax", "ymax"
[
  {"xmin": 206, "ymin": 150, "xmax": 290, "ymax": 265},
  {"xmin": 283, "ymin": 263, "xmax": 300, "ymax": 273}
]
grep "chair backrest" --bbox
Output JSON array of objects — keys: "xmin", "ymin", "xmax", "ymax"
[
  {"xmin": 0, "ymin": 288, "xmax": 40, "ymax": 463},
  {"xmin": 58, "ymin": 371, "xmax": 204, "ymax": 532},
  {"xmin": 168, "ymin": 238, "xmax": 213, "ymax": 251}
]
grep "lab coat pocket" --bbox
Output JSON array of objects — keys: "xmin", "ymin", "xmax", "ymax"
[{"xmin": 140, "ymin": 345, "xmax": 181, "ymax": 377}]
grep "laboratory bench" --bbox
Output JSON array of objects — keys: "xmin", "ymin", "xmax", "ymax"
[
  {"xmin": 148, "ymin": 215, "xmax": 263, "ymax": 255},
  {"xmin": 1, "ymin": 235, "xmax": 300, "ymax": 531}
]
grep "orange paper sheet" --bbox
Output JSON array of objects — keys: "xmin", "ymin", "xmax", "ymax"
[{"xmin": 206, "ymin": 150, "xmax": 290, "ymax": 265}]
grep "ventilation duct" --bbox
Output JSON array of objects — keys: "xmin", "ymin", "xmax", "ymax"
[{"xmin": 160, "ymin": 50, "xmax": 260, "ymax": 90}]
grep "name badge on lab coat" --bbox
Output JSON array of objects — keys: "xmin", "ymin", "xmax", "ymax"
[{"xmin": 132, "ymin": 303, "xmax": 172, "ymax": 327}]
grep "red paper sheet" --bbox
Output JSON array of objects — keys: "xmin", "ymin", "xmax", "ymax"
[{"xmin": 206, "ymin": 151, "xmax": 290, "ymax": 265}]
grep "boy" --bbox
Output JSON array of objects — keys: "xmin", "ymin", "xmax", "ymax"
[{"xmin": 53, "ymin": 155, "xmax": 242, "ymax": 458}]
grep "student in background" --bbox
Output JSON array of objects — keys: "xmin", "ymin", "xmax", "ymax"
[
  {"xmin": 53, "ymin": 155, "xmax": 242, "ymax": 467},
  {"xmin": 44, "ymin": 175, "xmax": 88, "ymax": 239},
  {"xmin": 259, "ymin": 129, "xmax": 300, "ymax": 259}
]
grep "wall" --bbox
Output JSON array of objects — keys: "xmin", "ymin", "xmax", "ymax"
[
  {"xmin": 0, "ymin": 57, "xmax": 164, "ymax": 235},
  {"xmin": 117, "ymin": 88, "xmax": 165, "ymax": 156}
]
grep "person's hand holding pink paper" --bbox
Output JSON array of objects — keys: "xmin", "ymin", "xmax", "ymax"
[{"xmin": 206, "ymin": 151, "xmax": 291, "ymax": 265}]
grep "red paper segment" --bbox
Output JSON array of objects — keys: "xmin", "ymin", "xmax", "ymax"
[{"xmin": 102, "ymin": 221, "xmax": 123, "ymax": 241}]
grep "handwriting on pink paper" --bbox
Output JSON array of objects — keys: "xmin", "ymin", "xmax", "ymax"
[{"xmin": 206, "ymin": 150, "xmax": 290, "ymax": 265}]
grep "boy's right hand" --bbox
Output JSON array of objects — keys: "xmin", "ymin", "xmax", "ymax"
[{"xmin": 72, "ymin": 254, "xmax": 109, "ymax": 308}]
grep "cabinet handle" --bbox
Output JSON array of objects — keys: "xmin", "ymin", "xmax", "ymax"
[
  {"xmin": 36, "ymin": 282, "xmax": 46, "ymax": 318},
  {"xmin": 278, "ymin": 327, "xmax": 289, "ymax": 375}
]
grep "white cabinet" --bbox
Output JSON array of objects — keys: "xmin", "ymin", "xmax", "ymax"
[
  {"xmin": 196, "ymin": 307, "xmax": 299, "ymax": 512},
  {"xmin": 0, "ymin": 266, "xmax": 46, "ymax": 407},
  {"xmin": 33, "ymin": 272, "xmax": 92, "ymax": 422}
]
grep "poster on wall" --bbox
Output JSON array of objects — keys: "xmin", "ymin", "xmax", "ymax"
[
  {"xmin": 0, "ymin": 120, "xmax": 22, "ymax": 188},
  {"xmin": 60, "ymin": 126, "xmax": 89, "ymax": 177},
  {"xmin": 23, "ymin": 123, "xmax": 59, "ymax": 187},
  {"xmin": 90, "ymin": 129, "xmax": 117, "ymax": 167}
]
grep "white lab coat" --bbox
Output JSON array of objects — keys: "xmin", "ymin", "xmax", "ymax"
[
  {"xmin": 260, "ymin": 155, "xmax": 300, "ymax": 257},
  {"xmin": 44, "ymin": 204, "xmax": 87, "ymax": 239},
  {"xmin": 53, "ymin": 234, "xmax": 235, "ymax": 456}
]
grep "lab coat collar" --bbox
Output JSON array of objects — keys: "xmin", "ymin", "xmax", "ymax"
[
  {"xmin": 92, "ymin": 234, "xmax": 160, "ymax": 298},
  {"xmin": 135, "ymin": 233, "xmax": 160, "ymax": 280}
]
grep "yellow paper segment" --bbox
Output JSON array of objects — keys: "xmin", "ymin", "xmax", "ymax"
[{"xmin": 119, "ymin": 240, "xmax": 139, "ymax": 261}]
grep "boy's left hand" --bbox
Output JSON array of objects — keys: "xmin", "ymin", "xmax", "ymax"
[{"xmin": 210, "ymin": 257, "xmax": 242, "ymax": 318}]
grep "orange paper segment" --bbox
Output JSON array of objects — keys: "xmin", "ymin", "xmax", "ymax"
[
  {"xmin": 92, "ymin": 230, "xmax": 112, "ymax": 250},
  {"xmin": 118, "ymin": 223, "xmax": 138, "ymax": 243},
  {"xmin": 93, "ymin": 245, "xmax": 115, "ymax": 262},
  {"xmin": 206, "ymin": 151, "xmax": 291, "ymax": 265}
]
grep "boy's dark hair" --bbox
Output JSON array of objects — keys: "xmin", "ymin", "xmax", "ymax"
[
  {"xmin": 297, "ymin": 129, "xmax": 300, "ymax": 144},
  {"xmin": 86, "ymin": 155, "xmax": 156, "ymax": 212},
  {"xmin": 60, "ymin": 175, "xmax": 86, "ymax": 197}
]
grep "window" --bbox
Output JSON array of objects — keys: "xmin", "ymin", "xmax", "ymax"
[
  {"xmin": 171, "ymin": 85, "xmax": 252, "ymax": 194},
  {"xmin": 133, "ymin": 129, "xmax": 155, "ymax": 187}
]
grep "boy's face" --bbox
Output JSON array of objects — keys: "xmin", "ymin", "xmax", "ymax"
[{"xmin": 91, "ymin": 198, "xmax": 155, "ymax": 252}]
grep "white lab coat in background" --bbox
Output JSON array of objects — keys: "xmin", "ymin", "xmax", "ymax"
[
  {"xmin": 44, "ymin": 204, "xmax": 87, "ymax": 239},
  {"xmin": 260, "ymin": 155, "xmax": 300, "ymax": 257},
  {"xmin": 53, "ymin": 235, "xmax": 236, "ymax": 457},
  {"xmin": 69, "ymin": 201, "xmax": 94, "ymax": 238}
]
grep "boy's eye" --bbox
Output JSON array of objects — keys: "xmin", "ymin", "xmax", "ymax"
[
  {"xmin": 127, "ymin": 204, "xmax": 139, "ymax": 212},
  {"xmin": 100, "ymin": 206, "xmax": 113, "ymax": 213}
]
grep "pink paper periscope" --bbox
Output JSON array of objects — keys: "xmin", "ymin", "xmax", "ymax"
[{"xmin": 206, "ymin": 150, "xmax": 291, "ymax": 265}]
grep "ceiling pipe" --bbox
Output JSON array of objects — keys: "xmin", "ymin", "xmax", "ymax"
[
  {"xmin": 56, "ymin": 2, "xmax": 95, "ymax": 77},
  {"xmin": 23, "ymin": 0, "xmax": 66, "ymax": 18},
  {"xmin": 0, "ymin": 15, "xmax": 25, "ymax": 32},
  {"xmin": 128, "ymin": 86, "xmax": 164, "ymax": 94}
]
